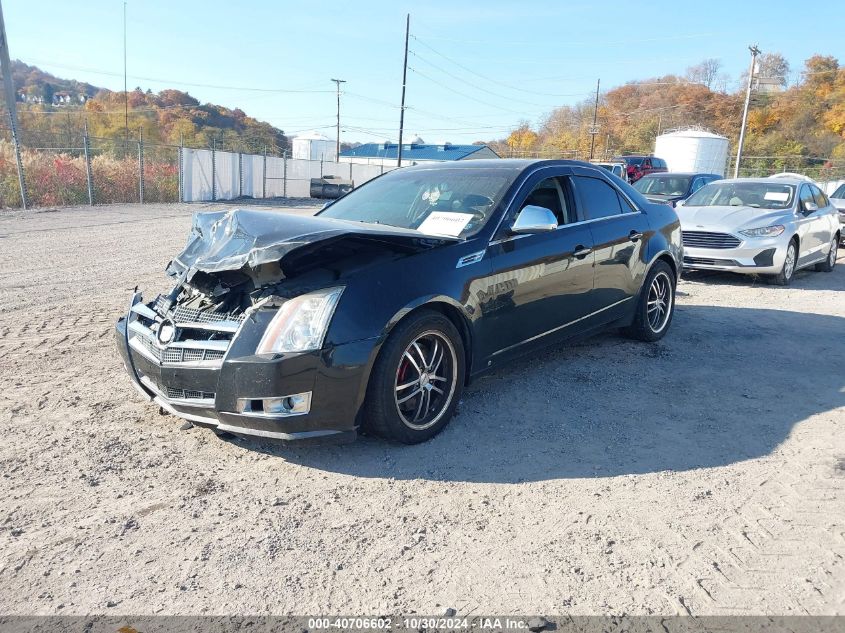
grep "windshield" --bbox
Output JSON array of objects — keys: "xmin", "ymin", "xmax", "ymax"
[
  {"xmin": 634, "ymin": 176, "xmax": 692, "ymax": 196},
  {"xmin": 318, "ymin": 167, "xmax": 517, "ymax": 238},
  {"xmin": 684, "ymin": 181, "xmax": 795, "ymax": 209},
  {"xmin": 832, "ymin": 183, "xmax": 845, "ymax": 199}
]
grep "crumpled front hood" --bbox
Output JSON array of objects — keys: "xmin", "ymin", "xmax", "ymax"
[
  {"xmin": 167, "ymin": 208, "xmax": 457, "ymax": 278},
  {"xmin": 677, "ymin": 205, "xmax": 790, "ymax": 232}
]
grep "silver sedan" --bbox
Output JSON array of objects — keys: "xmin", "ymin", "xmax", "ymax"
[
  {"xmin": 677, "ymin": 177, "xmax": 840, "ymax": 285},
  {"xmin": 829, "ymin": 182, "xmax": 845, "ymax": 244}
]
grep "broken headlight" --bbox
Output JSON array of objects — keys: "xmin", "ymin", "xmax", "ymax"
[{"xmin": 256, "ymin": 287, "xmax": 344, "ymax": 354}]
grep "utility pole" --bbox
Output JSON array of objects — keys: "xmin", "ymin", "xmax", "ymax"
[
  {"xmin": 330, "ymin": 78, "xmax": 346, "ymax": 162},
  {"xmin": 734, "ymin": 44, "xmax": 760, "ymax": 178},
  {"xmin": 0, "ymin": 0, "xmax": 27, "ymax": 208},
  {"xmin": 123, "ymin": 1, "xmax": 128, "ymax": 157},
  {"xmin": 588, "ymin": 78, "xmax": 600, "ymax": 160},
  {"xmin": 397, "ymin": 13, "xmax": 409, "ymax": 167}
]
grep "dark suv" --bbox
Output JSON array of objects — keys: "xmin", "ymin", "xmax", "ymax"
[{"xmin": 614, "ymin": 155, "xmax": 668, "ymax": 183}]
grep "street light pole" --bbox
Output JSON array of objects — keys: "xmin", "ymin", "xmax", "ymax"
[
  {"xmin": 734, "ymin": 45, "xmax": 760, "ymax": 178},
  {"xmin": 0, "ymin": 0, "xmax": 27, "ymax": 208},
  {"xmin": 330, "ymin": 78, "xmax": 346, "ymax": 161},
  {"xmin": 588, "ymin": 78, "xmax": 600, "ymax": 160},
  {"xmin": 123, "ymin": 1, "xmax": 128, "ymax": 157}
]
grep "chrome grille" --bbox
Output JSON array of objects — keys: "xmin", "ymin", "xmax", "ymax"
[
  {"xmin": 684, "ymin": 256, "xmax": 739, "ymax": 267},
  {"xmin": 153, "ymin": 296, "xmax": 245, "ymax": 324},
  {"xmin": 682, "ymin": 231, "xmax": 741, "ymax": 249},
  {"xmin": 129, "ymin": 295, "xmax": 241, "ymax": 369}
]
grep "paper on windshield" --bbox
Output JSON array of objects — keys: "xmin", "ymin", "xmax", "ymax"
[
  {"xmin": 764, "ymin": 191, "xmax": 790, "ymax": 202},
  {"xmin": 417, "ymin": 211, "xmax": 472, "ymax": 237}
]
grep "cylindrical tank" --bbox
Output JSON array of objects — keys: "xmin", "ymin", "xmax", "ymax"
[
  {"xmin": 654, "ymin": 129, "xmax": 730, "ymax": 176},
  {"xmin": 292, "ymin": 131, "xmax": 336, "ymax": 162}
]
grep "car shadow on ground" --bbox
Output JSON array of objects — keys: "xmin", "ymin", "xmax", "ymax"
[{"xmin": 228, "ymin": 305, "xmax": 845, "ymax": 483}]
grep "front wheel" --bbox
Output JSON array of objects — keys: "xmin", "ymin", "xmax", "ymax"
[
  {"xmin": 769, "ymin": 240, "xmax": 797, "ymax": 285},
  {"xmin": 622, "ymin": 261, "xmax": 676, "ymax": 342},
  {"xmin": 815, "ymin": 235, "xmax": 839, "ymax": 272},
  {"xmin": 363, "ymin": 310, "xmax": 465, "ymax": 444}
]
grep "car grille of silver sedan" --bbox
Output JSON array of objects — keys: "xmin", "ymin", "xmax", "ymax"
[{"xmin": 682, "ymin": 231, "xmax": 742, "ymax": 249}]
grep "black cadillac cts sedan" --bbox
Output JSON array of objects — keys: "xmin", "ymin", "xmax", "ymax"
[{"xmin": 115, "ymin": 159, "xmax": 682, "ymax": 444}]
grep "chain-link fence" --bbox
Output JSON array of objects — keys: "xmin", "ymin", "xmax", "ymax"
[
  {"xmin": 0, "ymin": 126, "xmax": 395, "ymax": 208},
  {"xmin": 2, "ymin": 124, "xmax": 845, "ymax": 208}
]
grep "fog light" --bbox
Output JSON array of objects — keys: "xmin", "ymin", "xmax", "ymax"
[
  {"xmin": 264, "ymin": 393, "xmax": 311, "ymax": 415},
  {"xmin": 236, "ymin": 392, "xmax": 311, "ymax": 416}
]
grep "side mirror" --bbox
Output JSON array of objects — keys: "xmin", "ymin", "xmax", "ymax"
[
  {"xmin": 803, "ymin": 201, "xmax": 819, "ymax": 213},
  {"xmin": 511, "ymin": 205, "xmax": 558, "ymax": 234},
  {"xmin": 675, "ymin": 199, "xmax": 685, "ymax": 208}
]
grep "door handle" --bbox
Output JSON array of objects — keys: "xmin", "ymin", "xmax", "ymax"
[
  {"xmin": 573, "ymin": 246, "xmax": 592, "ymax": 259},
  {"xmin": 629, "ymin": 230, "xmax": 644, "ymax": 242}
]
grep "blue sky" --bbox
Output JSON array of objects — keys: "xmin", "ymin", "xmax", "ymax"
[{"xmin": 5, "ymin": 0, "xmax": 843, "ymax": 144}]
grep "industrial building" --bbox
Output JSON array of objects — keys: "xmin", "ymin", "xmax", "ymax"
[{"xmin": 339, "ymin": 140, "xmax": 499, "ymax": 167}]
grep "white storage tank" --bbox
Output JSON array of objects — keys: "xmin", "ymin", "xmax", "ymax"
[
  {"xmin": 654, "ymin": 129, "xmax": 730, "ymax": 176},
  {"xmin": 292, "ymin": 131, "xmax": 336, "ymax": 162}
]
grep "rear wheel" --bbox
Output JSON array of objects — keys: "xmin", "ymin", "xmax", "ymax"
[
  {"xmin": 623, "ymin": 261, "xmax": 675, "ymax": 342},
  {"xmin": 815, "ymin": 235, "xmax": 838, "ymax": 272},
  {"xmin": 363, "ymin": 310, "xmax": 464, "ymax": 444},
  {"xmin": 769, "ymin": 240, "xmax": 797, "ymax": 286}
]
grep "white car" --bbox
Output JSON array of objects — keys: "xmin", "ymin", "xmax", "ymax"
[
  {"xmin": 829, "ymin": 182, "xmax": 845, "ymax": 244},
  {"xmin": 677, "ymin": 177, "xmax": 840, "ymax": 285}
]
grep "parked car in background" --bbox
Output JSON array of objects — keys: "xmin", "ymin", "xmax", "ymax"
[
  {"xmin": 310, "ymin": 175, "xmax": 353, "ymax": 199},
  {"xmin": 829, "ymin": 183, "xmax": 845, "ymax": 243},
  {"xmin": 613, "ymin": 155, "xmax": 668, "ymax": 182},
  {"xmin": 677, "ymin": 176, "xmax": 840, "ymax": 285},
  {"xmin": 590, "ymin": 160, "xmax": 629, "ymax": 182},
  {"xmin": 115, "ymin": 160, "xmax": 682, "ymax": 445},
  {"xmin": 633, "ymin": 172, "xmax": 721, "ymax": 207}
]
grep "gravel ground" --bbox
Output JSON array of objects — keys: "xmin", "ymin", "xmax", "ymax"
[{"xmin": 0, "ymin": 202, "xmax": 843, "ymax": 616}]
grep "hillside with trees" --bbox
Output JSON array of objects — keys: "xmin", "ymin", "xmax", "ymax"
[
  {"xmin": 7, "ymin": 60, "xmax": 288, "ymax": 154},
  {"xmin": 491, "ymin": 53, "xmax": 845, "ymax": 179}
]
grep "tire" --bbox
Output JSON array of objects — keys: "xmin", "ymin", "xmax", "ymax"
[
  {"xmin": 769, "ymin": 239, "xmax": 798, "ymax": 286},
  {"xmin": 622, "ymin": 260, "xmax": 676, "ymax": 342},
  {"xmin": 363, "ymin": 310, "xmax": 465, "ymax": 444},
  {"xmin": 815, "ymin": 234, "xmax": 839, "ymax": 272}
]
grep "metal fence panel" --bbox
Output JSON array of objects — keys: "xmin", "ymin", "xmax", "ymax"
[
  {"xmin": 264, "ymin": 155, "xmax": 286, "ymax": 197},
  {"xmin": 215, "ymin": 150, "xmax": 239, "ymax": 200},
  {"xmin": 241, "ymin": 153, "xmax": 263, "ymax": 198},
  {"xmin": 182, "ymin": 148, "xmax": 213, "ymax": 202}
]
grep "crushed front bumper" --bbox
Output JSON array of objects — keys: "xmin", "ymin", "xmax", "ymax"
[{"xmin": 115, "ymin": 292, "xmax": 376, "ymax": 443}]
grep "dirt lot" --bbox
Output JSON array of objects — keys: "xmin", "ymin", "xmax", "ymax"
[{"xmin": 0, "ymin": 202, "xmax": 843, "ymax": 616}]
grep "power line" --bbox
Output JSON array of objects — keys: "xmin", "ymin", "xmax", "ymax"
[{"xmin": 407, "ymin": 66, "xmax": 532, "ymax": 115}]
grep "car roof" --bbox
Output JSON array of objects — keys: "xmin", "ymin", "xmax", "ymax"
[
  {"xmin": 713, "ymin": 177, "xmax": 811, "ymax": 186},
  {"xmin": 401, "ymin": 158, "xmax": 607, "ymax": 171}
]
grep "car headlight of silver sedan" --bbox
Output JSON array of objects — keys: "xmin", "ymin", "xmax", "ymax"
[
  {"xmin": 256, "ymin": 287, "xmax": 344, "ymax": 354},
  {"xmin": 739, "ymin": 225, "xmax": 785, "ymax": 238}
]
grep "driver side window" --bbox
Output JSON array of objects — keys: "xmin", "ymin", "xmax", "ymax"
[{"xmin": 519, "ymin": 177, "xmax": 572, "ymax": 226}]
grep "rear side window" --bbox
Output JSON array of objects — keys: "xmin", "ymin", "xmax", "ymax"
[{"xmin": 572, "ymin": 176, "xmax": 625, "ymax": 219}]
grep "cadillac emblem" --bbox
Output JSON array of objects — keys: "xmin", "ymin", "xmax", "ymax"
[{"xmin": 157, "ymin": 318, "xmax": 177, "ymax": 345}]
